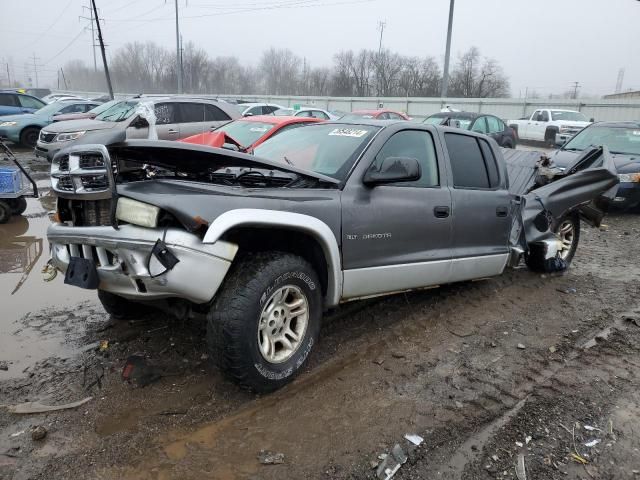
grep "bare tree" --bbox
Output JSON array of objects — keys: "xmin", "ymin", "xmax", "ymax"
[
  {"xmin": 259, "ymin": 48, "xmax": 301, "ymax": 95},
  {"xmin": 372, "ymin": 49, "xmax": 403, "ymax": 96},
  {"xmin": 449, "ymin": 47, "xmax": 510, "ymax": 98},
  {"xmin": 309, "ymin": 67, "xmax": 331, "ymax": 96}
]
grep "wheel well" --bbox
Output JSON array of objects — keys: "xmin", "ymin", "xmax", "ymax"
[
  {"xmin": 222, "ymin": 227, "xmax": 329, "ymax": 298},
  {"xmin": 20, "ymin": 125, "xmax": 41, "ymax": 136}
]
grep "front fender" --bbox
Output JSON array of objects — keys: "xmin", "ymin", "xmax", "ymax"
[{"xmin": 203, "ymin": 209, "xmax": 342, "ymax": 307}]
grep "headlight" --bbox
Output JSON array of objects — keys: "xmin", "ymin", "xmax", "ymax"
[
  {"xmin": 116, "ymin": 197, "xmax": 160, "ymax": 228},
  {"xmin": 618, "ymin": 173, "xmax": 640, "ymax": 183},
  {"xmin": 0, "ymin": 121, "xmax": 17, "ymax": 127},
  {"xmin": 55, "ymin": 131, "xmax": 86, "ymax": 142}
]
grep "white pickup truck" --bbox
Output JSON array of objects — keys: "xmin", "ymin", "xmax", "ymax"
[{"xmin": 508, "ymin": 109, "xmax": 592, "ymax": 146}]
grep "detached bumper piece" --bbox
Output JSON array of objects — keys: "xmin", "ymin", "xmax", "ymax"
[{"xmin": 48, "ymin": 223, "xmax": 238, "ymax": 304}]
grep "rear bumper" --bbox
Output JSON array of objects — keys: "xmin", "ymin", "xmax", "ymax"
[{"xmin": 47, "ymin": 223, "xmax": 238, "ymax": 304}]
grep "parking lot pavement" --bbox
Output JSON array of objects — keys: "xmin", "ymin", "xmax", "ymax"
[{"xmin": 1, "ymin": 147, "xmax": 639, "ymax": 480}]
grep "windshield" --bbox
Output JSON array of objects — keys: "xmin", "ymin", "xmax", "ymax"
[
  {"xmin": 216, "ymin": 120, "xmax": 275, "ymax": 147},
  {"xmin": 274, "ymin": 108, "xmax": 295, "ymax": 116},
  {"xmin": 89, "ymin": 100, "xmax": 120, "ymax": 115},
  {"xmin": 35, "ymin": 102, "xmax": 71, "ymax": 116},
  {"xmin": 551, "ymin": 110, "xmax": 588, "ymax": 122},
  {"xmin": 424, "ymin": 116, "xmax": 446, "ymax": 125},
  {"xmin": 253, "ymin": 123, "xmax": 379, "ymax": 179},
  {"xmin": 563, "ymin": 125, "xmax": 640, "ymax": 155},
  {"xmin": 95, "ymin": 100, "xmax": 139, "ymax": 122}
]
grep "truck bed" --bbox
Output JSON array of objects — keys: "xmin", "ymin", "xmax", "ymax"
[{"xmin": 502, "ymin": 148, "xmax": 545, "ymax": 196}]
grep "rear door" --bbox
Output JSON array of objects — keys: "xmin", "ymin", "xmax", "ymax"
[
  {"xmin": 177, "ymin": 102, "xmax": 207, "ymax": 138},
  {"xmin": 441, "ymin": 131, "xmax": 511, "ymax": 282},
  {"xmin": 341, "ymin": 127, "xmax": 453, "ymax": 299},
  {"xmin": 154, "ymin": 103, "xmax": 180, "ymax": 140}
]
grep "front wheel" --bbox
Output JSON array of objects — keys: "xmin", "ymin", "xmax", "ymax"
[
  {"xmin": 207, "ymin": 252, "xmax": 322, "ymax": 393},
  {"xmin": 526, "ymin": 213, "xmax": 580, "ymax": 272},
  {"xmin": 20, "ymin": 127, "xmax": 39, "ymax": 148}
]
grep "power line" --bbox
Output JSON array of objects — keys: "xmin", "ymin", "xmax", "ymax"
[
  {"xmin": 13, "ymin": 0, "xmax": 75, "ymax": 55},
  {"xmin": 43, "ymin": 29, "xmax": 87, "ymax": 65}
]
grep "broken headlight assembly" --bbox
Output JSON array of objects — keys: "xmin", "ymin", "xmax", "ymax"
[
  {"xmin": 115, "ymin": 197, "xmax": 160, "ymax": 228},
  {"xmin": 617, "ymin": 173, "xmax": 640, "ymax": 183}
]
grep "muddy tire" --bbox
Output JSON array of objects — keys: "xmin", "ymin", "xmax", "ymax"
[
  {"xmin": 20, "ymin": 127, "xmax": 39, "ymax": 148},
  {"xmin": 207, "ymin": 252, "xmax": 322, "ymax": 393},
  {"xmin": 0, "ymin": 201, "xmax": 10, "ymax": 224},
  {"xmin": 526, "ymin": 213, "xmax": 580, "ymax": 272},
  {"xmin": 9, "ymin": 197, "xmax": 27, "ymax": 215},
  {"xmin": 97, "ymin": 290, "xmax": 156, "ymax": 320}
]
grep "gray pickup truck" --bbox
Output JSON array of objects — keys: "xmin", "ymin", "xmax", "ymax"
[{"xmin": 46, "ymin": 121, "xmax": 617, "ymax": 392}]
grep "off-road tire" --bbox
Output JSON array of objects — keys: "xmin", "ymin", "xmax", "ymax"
[
  {"xmin": 9, "ymin": 197, "xmax": 27, "ymax": 215},
  {"xmin": 97, "ymin": 289, "xmax": 156, "ymax": 320},
  {"xmin": 207, "ymin": 252, "xmax": 322, "ymax": 393},
  {"xmin": 525, "ymin": 212, "xmax": 580, "ymax": 272},
  {"xmin": 20, "ymin": 127, "xmax": 39, "ymax": 148},
  {"xmin": 0, "ymin": 201, "xmax": 10, "ymax": 224}
]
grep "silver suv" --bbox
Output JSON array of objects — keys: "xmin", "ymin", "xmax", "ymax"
[{"xmin": 35, "ymin": 97, "xmax": 241, "ymax": 161}]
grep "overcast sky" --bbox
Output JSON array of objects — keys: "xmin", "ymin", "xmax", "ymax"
[{"xmin": 1, "ymin": 0, "xmax": 639, "ymax": 97}]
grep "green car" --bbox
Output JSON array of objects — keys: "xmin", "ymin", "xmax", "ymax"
[{"xmin": 0, "ymin": 100, "xmax": 99, "ymax": 147}]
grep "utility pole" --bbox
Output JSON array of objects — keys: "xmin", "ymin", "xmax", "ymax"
[
  {"xmin": 175, "ymin": 0, "xmax": 182, "ymax": 94},
  {"xmin": 61, "ymin": 68, "xmax": 69, "ymax": 89},
  {"xmin": 377, "ymin": 20, "xmax": 386, "ymax": 54},
  {"xmin": 91, "ymin": 0, "xmax": 114, "ymax": 99},
  {"xmin": 81, "ymin": 4, "xmax": 98, "ymax": 72},
  {"xmin": 31, "ymin": 53, "xmax": 41, "ymax": 88},
  {"xmin": 615, "ymin": 68, "xmax": 625, "ymax": 93},
  {"xmin": 180, "ymin": 33, "xmax": 184, "ymax": 92},
  {"xmin": 440, "ymin": 0, "xmax": 455, "ymax": 98},
  {"xmin": 5, "ymin": 63, "xmax": 11, "ymax": 87},
  {"xmin": 571, "ymin": 81, "xmax": 580, "ymax": 99}
]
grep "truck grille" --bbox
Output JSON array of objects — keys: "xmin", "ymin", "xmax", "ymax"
[
  {"xmin": 39, "ymin": 131, "xmax": 56, "ymax": 143},
  {"xmin": 63, "ymin": 243, "xmax": 117, "ymax": 267},
  {"xmin": 51, "ymin": 146, "xmax": 113, "ymax": 199}
]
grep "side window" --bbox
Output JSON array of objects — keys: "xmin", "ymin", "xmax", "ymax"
[
  {"xmin": 204, "ymin": 104, "xmax": 231, "ymax": 121},
  {"xmin": 471, "ymin": 117, "xmax": 488, "ymax": 134},
  {"xmin": 245, "ymin": 106, "xmax": 260, "ymax": 116},
  {"xmin": 530, "ymin": 110, "xmax": 540, "ymax": 121},
  {"xmin": 295, "ymin": 110, "xmax": 311, "ymax": 118},
  {"xmin": 539, "ymin": 110, "xmax": 549, "ymax": 122},
  {"xmin": 18, "ymin": 95, "xmax": 43, "ymax": 109},
  {"xmin": 377, "ymin": 112, "xmax": 390, "ymax": 120},
  {"xmin": 486, "ymin": 116, "xmax": 503, "ymax": 134},
  {"xmin": 178, "ymin": 103, "xmax": 205, "ymax": 123},
  {"xmin": 59, "ymin": 103, "xmax": 85, "ymax": 114},
  {"xmin": 264, "ymin": 105, "xmax": 278, "ymax": 114},
  {"xmin": 369, "ymin": 130, "xmax": 439, "ymax": 187},
  {"xmin": 155, "ymin": 103, "xmax": 176, "ymax": 125},
  {"xmin": 387, "ymin": 112, "xmax": 403, "ymax": 120},
  {"xmin": 444, "ymin": 133, "xmax": 492, "ymax": 189},
  {"xmin": 84, "ymin": 103, "xmax": 98, "ymax": 112},
  {"xmin": 478, "ymin": 139, "xmax": 500, "ymax": 187},
  {"xmin": 0, "ymin": 94, "xmax": 19, "ymax": 107}
]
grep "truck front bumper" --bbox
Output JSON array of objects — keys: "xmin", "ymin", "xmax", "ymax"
[{"xmin": 47, "ymin": 223, "xmax": 238, "ymax": 304}]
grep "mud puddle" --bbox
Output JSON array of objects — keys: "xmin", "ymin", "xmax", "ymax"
[{"xmin": 0, "ymin": 193, "xmax": 96, "ymax": 378}]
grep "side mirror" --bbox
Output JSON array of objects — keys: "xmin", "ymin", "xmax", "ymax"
[
  {"xmin": 131, "ymin": 116, "xmax": 149, "ymax": 129},
  {"xmin": 244, "ymin": 112, "xmax": 254, "ymax": 117},
  {"xmin": 222, "ymin": 142, "xmax": 239, "ymax": 151},
  {"xmin": 363, "ymin": 157, "xmax": 421, "ymax": 186},
  {"xmin": 589, "ymin": 117, "xmax": 595, "ymax": 123}
]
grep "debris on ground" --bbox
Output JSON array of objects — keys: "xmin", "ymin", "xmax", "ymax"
[
  {"xmin": 121, "ymin": 355, "xmax": 169, "ymax": 387},
  {"xmin": 556, "ymin": 287, "xmax": 577, "ymax": 294},
  {"xmin": 375, "ymin": 433, "xmax": 423, "ymax": 479},
  {"xmin": 98, "ymin": 340, "xmax": 109, "ymax": 352},
  {"xmin": 548, "ymin": 345, "xmax": 557, "ymax": 353},
  {"xmin": 257, "ymin": 450, "xmax": 285, "ymax": 465},
  {"xmin": 585, "ymin": 439, "xmax": 601, "ymax": 447},
  {"xmin": 0, "ymin": 361, "xmax": 8, "ymax": 371},
  {"xmin": 517, "ymin": 343, "xmax": 526, "ymax": 349},
  {"xmin": 2, "ymin": 396, "xmax": 92, "ymax": 414},
  {"xmin": 30, "ymin": 426, "xmax": 47, "ymax": 441},
  {"xmin": 403, "ymin": 434, "xmax": 424, "ymax": 446},
  {"xmin": 515, "ymin": 453, "xmax": 527, "ymax": 480}
]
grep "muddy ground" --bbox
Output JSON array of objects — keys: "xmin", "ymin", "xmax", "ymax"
[{"xmin": 1, "ymin": 147, "xmax": 639, "ymax": 480}]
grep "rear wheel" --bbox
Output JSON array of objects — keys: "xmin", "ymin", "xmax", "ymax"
[
  {"xmin": 20, "ymin": 127, "xmax": 39, "ymax": 148},
  {"xmin": 207, "ymin": 252, "xmax": 322, "ymax": 393},
  {"xmin": 97, "ymin": 290, "xmax": 157, "ymax": 320},
  {"xmin": 526, "ymin": 213, "xmax": 580, "ymax": 272}
]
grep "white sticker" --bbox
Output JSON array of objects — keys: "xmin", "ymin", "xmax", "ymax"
[
  {"xmin": 328, "ymin": 128, "xmax": 368, "ymax": 138},
  {"xmin": 250, "ymin": 127, "xmax": 268, "ymax": 132}
]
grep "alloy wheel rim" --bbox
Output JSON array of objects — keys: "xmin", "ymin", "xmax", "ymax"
[
  {"xmin": 257, "ymin": 285, "xmax": 309, "ymax": 364},
  {"xmin": 557, "ymin": 220, "xmax": 575, "ymax": 259}
]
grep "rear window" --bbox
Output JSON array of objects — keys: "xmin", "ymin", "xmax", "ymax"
[{"xmin": 444, "ymin": 133, "xmax": 492, "ymax": 189}]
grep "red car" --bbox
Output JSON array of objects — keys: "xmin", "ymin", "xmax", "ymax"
[
  {"xmin": 179, "ymin": 115, "xmax": 321, "ymax": 152},
  {"xmin": 340, "ymin": 109, "xmax": 410, "ymax": 121}
]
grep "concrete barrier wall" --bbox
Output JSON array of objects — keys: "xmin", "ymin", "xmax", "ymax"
[{"xmin": 56, "ymin": 90, "xmax": 640, "ymax": 122}]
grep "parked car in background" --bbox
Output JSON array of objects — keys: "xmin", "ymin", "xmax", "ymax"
[
  {"xmin": 340, "ymin": 109, "xmax": 410, "ymax": 121},
  {"xmin": 25, "ymin": 88, "xmax": 51, "ymax": 99},
  {"xmin": 36, "ymin": 97, "xmax": 240, "ymax": 161},
  {"xmin": 51, "ymin": 99, "xmax": 121, "ymax": 122},
  {"xmin": 508, "ymin": 109, "xmax": 591, "ymax": 146},
  {"xmin": 180, "ymin": 115, "xmax": 321, "ymax": 151},
  {"xmin": 0, "ymin": 91, "xmax": 46, "ymax": 116},
  {"xmin": 240, "ymin": 103, "xmax": 284, "ymax": 117},
  {"xmin": 550, "ymin": 121, "xmax": 640, "ymax": 210},
  {"xmin": 0, "ymin": 100, "xmax": 99, "ymax": 147},
  {"xmin": 41, "ymin": 93, "xmax": 87, "ymax": 104},
  {"xmin": 424, "ymin": 112, "xmax": 517, "ymax": 148},
  {"xmin": 273, "ymin": 107, "xmax": 342, "ymax": 120}
]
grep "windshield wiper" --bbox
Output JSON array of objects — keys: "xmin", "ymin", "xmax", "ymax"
[{"xmin": 283, "ymin": 156, "xmax": 294, "ymax": 166}]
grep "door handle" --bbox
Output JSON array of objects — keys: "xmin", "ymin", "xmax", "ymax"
[
  {"xmin": 433, "ymin": 206, "xmax": 450, "ymax": 218},
  {"xmin": 496, "ymin": 206, "xmax": 509, "ymax": 217},
  {"xmin": 168, "ymin": 129, "xmax": 178, "ymax": 134}
]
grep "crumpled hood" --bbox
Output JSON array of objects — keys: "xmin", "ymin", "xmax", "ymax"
[
  {"xmin": 550, "ymin": 148, "xmax": 640, "ymax": 172},
  {"xmin": 43, "ymin": 119, "xmax": 118, "ymax": 134}
]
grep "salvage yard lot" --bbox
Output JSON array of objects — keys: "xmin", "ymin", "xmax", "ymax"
[{"xmin": 0, "ymin": 150, "xmax": 638, "ymax": 479}]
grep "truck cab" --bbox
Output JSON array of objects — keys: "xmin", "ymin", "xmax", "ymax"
[{"xmin": 509, "ymin": 109, "xmax": 591, "ymax": 145}]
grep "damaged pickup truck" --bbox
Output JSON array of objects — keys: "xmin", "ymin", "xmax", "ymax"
[{"xmin": 46, "ymin": 121, "xmax": 618, "ymax": 392}]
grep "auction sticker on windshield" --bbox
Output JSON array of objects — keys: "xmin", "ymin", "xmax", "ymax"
[
  {"xmin": 328, "ymin": 128, "xmax": 369, "ymax": 138},
  {"xmin": 250, "ymin": 127, "xmax": 268, "ymax": 132}
]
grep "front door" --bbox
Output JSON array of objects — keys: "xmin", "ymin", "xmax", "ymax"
[
  {"xmin": 341, "ymin": 128, "xmax": 452, "ymax": 299},
  {"xmin": 440, "ymin": 131, "xmax": 512, "ymax": 282}
]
